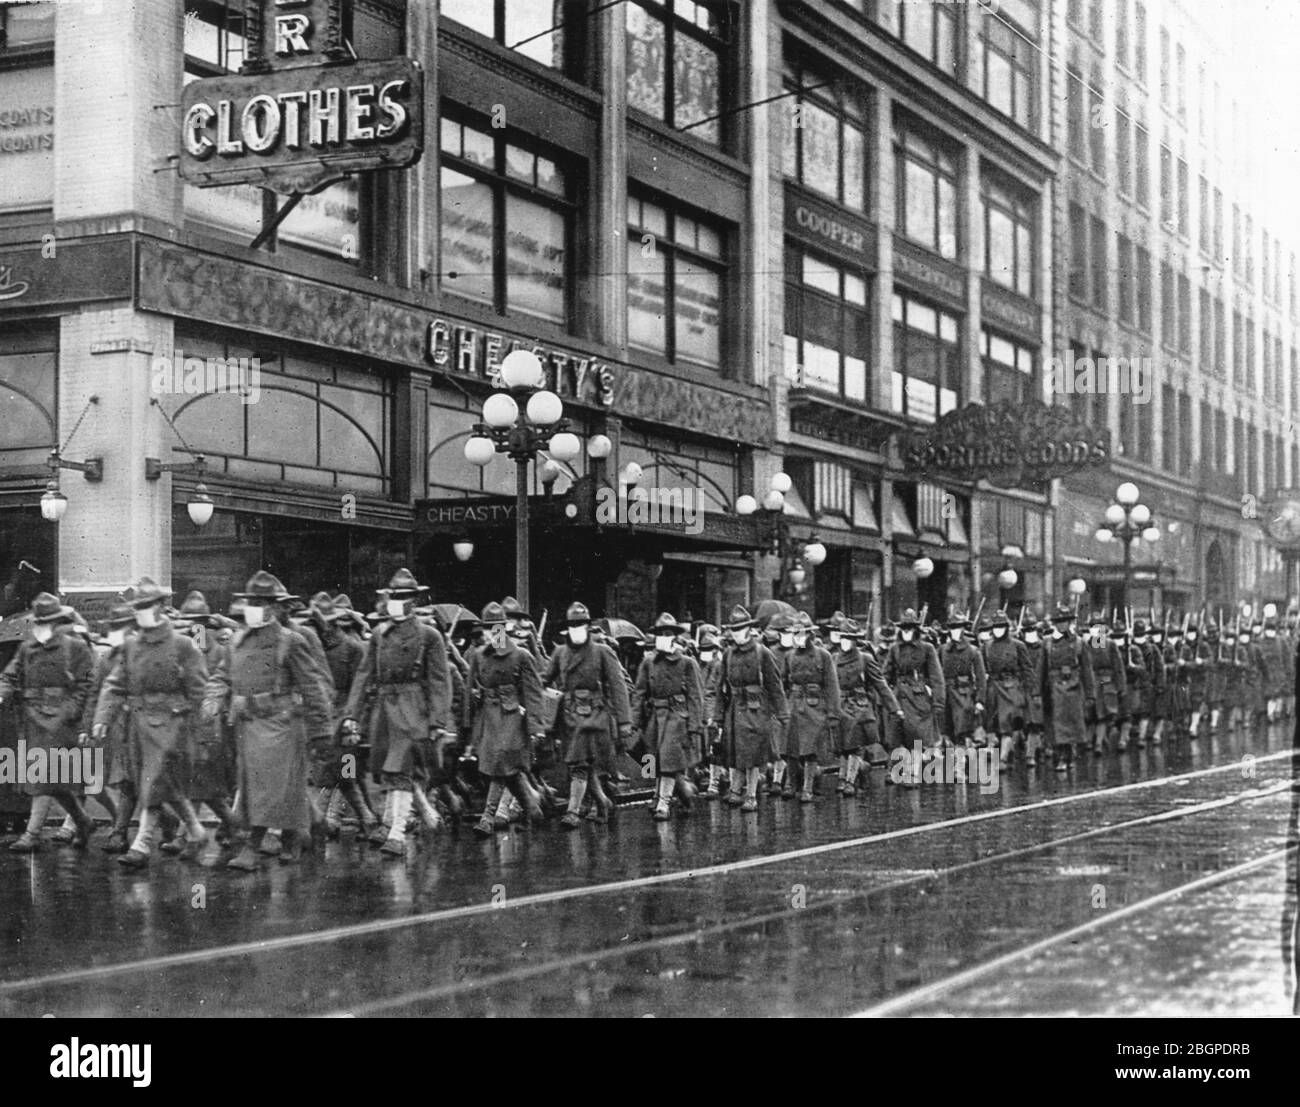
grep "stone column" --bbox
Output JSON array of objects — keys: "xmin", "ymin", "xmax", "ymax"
[{"xmin": 53, "ymin": 0, "xmax": 182, "ymax": 600}]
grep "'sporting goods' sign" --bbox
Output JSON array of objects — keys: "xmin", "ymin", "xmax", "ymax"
[
  {"xmin": 897, "ymin": 400, "xmax": 1110, "ymax": 489},
  {"xmin": 179, "ymin": 0, "xmax": 423, "ymax": 195}
]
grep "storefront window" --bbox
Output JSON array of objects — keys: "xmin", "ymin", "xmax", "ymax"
[
  {"xmin": 982, "ymin": 173, "xmax": 1035, "ymax": 297},
  {"xmin": 782, "ymin": 57, "xmax": 867, "ymax": 213},
  {"xmin": 440, "ymin": 113, "xmax": 573, "ymax": 326},
  {"xmin": 627, "ymin": 193, "xmax": 726, "ymax": 370},
  {"xmin": 0, "ymin": 338, "xmax": 55, "ymax": 469},
  {"xmin": 895, "ymin": 123, "xmax": 958, "ymax": 259},
  {"xmin": 617, "ymin": 428, "xmax": 738, "ymax": 515},
  {"xmin": 159, "ymin": 335, "xmax": 392, "ymax": 496},
  {"xmin": 626, "ymin": 0, "xmax": 732, "ymax": 145},
  {"xmin": 783, "ymin": 246, "xmax": 869, "ymax": 402},
  {"xmin": 891, "ymin": 294, "xmax": 959, "ymax": 423},
  {"xmin": 981, "ymin": 329, "xmax": 1034, "ymax": 406},
  {"xmin": 442, "ymin": 0, "xmax": 583, "ymax": 75}
]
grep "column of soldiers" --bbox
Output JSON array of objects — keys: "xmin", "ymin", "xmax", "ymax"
[{"xmin": 3, "ymin": 578, "xmax": 1296, "ymax": 861}]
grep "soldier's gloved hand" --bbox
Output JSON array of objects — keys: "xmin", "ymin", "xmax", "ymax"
[
  {"xmin": 91, "ymin": 723, "xmax": 107, "ymax": 742},
  {"xmin": 895, "ymin": 709, "xmax": 905, "ymax": 719},
  {"xmin": 77, "ymin": 731, "xmax": 90, "ymax": 748}
]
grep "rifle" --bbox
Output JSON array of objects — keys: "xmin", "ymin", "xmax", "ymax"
[
  {"xmin": 971, "ymin": 595, "xmax": 987, "ymax": 640},
  {"xmin": 918, "ymin": 602, "xmax": 929, "ymax": 627},
  {"xmin": 536, "ymin": 609, "xmax": 550, "ymax": 662}
]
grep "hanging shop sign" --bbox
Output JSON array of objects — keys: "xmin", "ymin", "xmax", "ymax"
[
  {"xmin": 179, "ymin": 0, "xmax": 423, "ymax": 195},
  {"xmin": 897, "ymin": 400, "xmax": 1110, "ymax": 490}
]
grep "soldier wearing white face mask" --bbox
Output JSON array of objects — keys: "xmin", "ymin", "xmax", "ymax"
[
  {"xmin": 1, "ymin": 593, "xmax": 98, "ymax": 852},
  {"xmin": 543, "ymin": 602, "xmax": 633, "ymax": 829},
  {"xmin": 717, "ymin": 605, "xmax": 788, "ymax": 812},
  {"xmin": 884, "ymin": 608, "xmax": 945, "ymax": 786},
  {"xmin": 764, "ymin": 614, "xmax": 796, "ymax": 798},
  {"xmin": 780, "ymin": 612, "xmax": 841, "ymax": 803},
  {"xmin": 93, "ymin": 578, "xmax": 211, "ymax": 868},
  {"xmin": 87, "ymin": 604, "xmax": 138, "ymax": 853},
  {"xmin": 833, "ymin": 618, "xmax": 900, "ymax": 796},
  {"xmin": 695, "ymin": 626, "xmax": 726, "ymax": 798},
  {"xmin": 632, "ymin": 614, "xmax": 705, "ymax": 820},
  {"xmin": 341, "ymin": 568, "xmax": 453, "ymax": 858}
]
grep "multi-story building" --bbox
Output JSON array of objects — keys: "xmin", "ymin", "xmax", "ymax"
[
  {"xmin": 0, "ymin": 0, "xmax": 1294, "ymax": 629},
  {"xmin": 1053, "ymin": 0, "xmax": 1299, "ymax": 615}
]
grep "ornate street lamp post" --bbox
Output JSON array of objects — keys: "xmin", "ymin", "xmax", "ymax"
[
  {"xmin": 1094, "ymin": 481, "xmax": 1160, "ymax": 614},
  {"xmin": 463, "ymin": 350, "xmax": 586, "ymax": 613}
]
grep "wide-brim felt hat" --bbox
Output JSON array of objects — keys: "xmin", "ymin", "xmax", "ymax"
[
  {"xmin": 103, "ymin": 602, "xmax": 137, "ymax": 628},
  {"xmin": 723, "ymin": 604, "xmax": 755, "ymax": 629},
  {"xmin": 896, "ymin": 608, "xmax": 921, "ymax": 628},
  {"xmin": 128, "ymin": 576, "xmax": 174, "ymax": 609},
  {"xmin": 650, "ymin": 612, "xmax": 687, "ymax": 635},
  {"xmin": 235, "ymin": 570, "xmax": 294, "ymax": 601},
  {"xmin": 30, "ymin": 592, "xmax": 75, "ymax": 623}
]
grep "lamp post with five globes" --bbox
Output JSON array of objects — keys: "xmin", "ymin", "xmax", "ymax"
[{"xmin": 1094, "ymin": 481, "xmax": 1161, "ymax": 615}]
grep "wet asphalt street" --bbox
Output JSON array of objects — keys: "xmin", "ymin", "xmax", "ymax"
[{"xmin": 1, "ymin": 722, "xmax": 1296, "ymax": 1018}]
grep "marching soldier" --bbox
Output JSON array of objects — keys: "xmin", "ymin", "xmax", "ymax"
[
  {"xmin": 765, "ymin": 613, "xmax": 796, "ymax": 797},
  {"xmin": 982, "ymin": 610, "xmax": 1034, "ymax": 768},
  {"xmin": 781, "ymin": 613, "xmax": 841, "ymax": 803},
  {"xmin": 1041, "ymin": 605, "xmax": 1095, "ymax": 771},
  {"xmin": 1021, "ymin": 619, "xmax": 1047, "ymax": 757},
  {"xmin": 1083, "ymin": 613, "xmax": 1126, "ymax": 755},
  {"xmin": 1, "ymin": 593, "xmax": 98, "ymax": 852},
  {"xmin": 303, "ymin": 592, "xmax": 376, "ymax": 839},
  {"xmin": 717, "ymin": 605, "xmax": 788, "ymax": 811},
  {"xmin": 1116, "ymin": 622, "xmax": 1148, "ymax": 751},
  {"xmin": 204, "ymin": 571, "xmax": 336, "ymax": 870},
  {"xmin": 632, "ymin": 613, "xmax": 705, "ymax": 820},
  {"xmin": 543, "ymin": 602, "xmax": 632, "ymax": 828},
  {"xmin": 1163, "ymin": 624, "xmax": 1191, "ymax": 740},
  {"xmin": 341, "ymin": 568, "xmax": 453, "ymax": 857},
  {"xmin": 884, "ymin": 608, "xmax": 945, "ymax": 786},
  {"xmin": 1204, "ymin": 622, "xmax": 1229, "ymax": 735},
  {"xmin": 89, "ymin": 604, "xmax": 138, "ymax": 853},
  {"xmin": 939, "ymin": 612, "xmax": 985, "ymax": 751},
  {"xmin": 834, "ymin": 618, "xmax": 900, "ymax": 795},
  {"xmin": 1237, "ymin": 623, "xmax": 1267, "ymax": 731},
  {"xmin": 171, "ymin": 591, "xmax": 242, "ymax": 849},
  {"xmin": 93, "ymin": 579, "xmax": 211, "ymax": 868},
  {"xmin": 1259, "ymin": 616, "xmax": 1287, "ymax": 723},
  {"xmin": 696, "ymin": 625, "xmax": 727, "ymax": 798},
  {"xmin": 465, "ymin": 602, "xmax": 546, "ymax": 837},
  {"xmin": 1185, "ymin": 619, "xmax": 1209, "ymax": 739}
]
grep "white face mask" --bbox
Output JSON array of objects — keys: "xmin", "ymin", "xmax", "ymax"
[
  {"xmin": 568, "ymin": 625, "xmax": 588, "ymax": 646},
  {"xmin": 699, "ymin": 649, "xmax": 715, "ymax": 663},
  {"xmin": 655, "ymin": 635, "xmax": 675, "ymax": 654},
  {"xmin": 490, "ymin": 626, "xmax": 510, "ymax": 652},
  {"xmin": 793, "ymin": 632, "xmax": 809, "ymax": 648},
  {"xmin": 779, "ymin": 632, "xmax": 794, "ymax": 648},
  {"xmin": 993, "ymin": 626, "xmax": 1008, "ymax": 639},
  {"xmin": 32, "ymin": 624, "xmax": 53, "ymax": 644},
  {"xmin": 1266, "ymin": 629, "xmax": 1277, "ymax": 638},
  {"xmin": 243, "ymin": 604, "xmax": 267, "ymax": 628},
  {"xmin": 1051, "ymin": 626, "xmax": 1065, "ymax": 639},
  {"xmin": 1024, "ymin": 632, "xmax": 1039, "ymax": 644},
  {"xmin": 900, "ymin": 629, "xmax": 915, "ymax": 643},
  {"xmin": 135, "ymin": 605, "xmax": 161, "ymax": 629},
  {"xmin": 1187, "ymin": 632, "xmax": 1198, "ymax": 641},
  {"xmin": 949, "ymin": 629, "xmax": 963, "ymax": 642},
  {"xmin": 829, "ymin": 631, "xmax": 842, "ymax": 645},
  {"xmin": 732, "ymin": 627, "xmax": 751, "ymax": 645},
  {"xmin": 107, "ymin": 628, "xmax": 127, "ymax": 648},
  {"xmin": 839, "ymin": 638, "xmax": 854, "ymax": 652},
  {"xmin": 386, "ymin": 599, "xmax": 410, "ymax": 621}
]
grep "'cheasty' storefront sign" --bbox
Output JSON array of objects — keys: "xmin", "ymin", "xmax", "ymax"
[{"xmin": 897, "ymin": 400, "xmax": 1109, "ymax": 489}]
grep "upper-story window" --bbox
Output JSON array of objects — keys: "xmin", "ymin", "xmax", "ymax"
[
  {"xmin": 895, "ymin": 122, "xmax": 958, "ymax": 260},
  {"xmin": 440, "ymin": 112, "xmax": 575, "ymax": 327},
  {"xmin": 783, "ymin": 246, "xmax": 870, "ymax": 403},
  {"xmin": 627, "ymin": 193, "xmax": 727, "ymax": 370},
  {"xmin": 982, "ymin": 173, "xmax": 1035, "ymax": 297},
  {"xmin": 1, "ymin": 1, "xmax": 53, "ymax": 47},
  {"xmin": 975, "ymin": 12, "xmax": 1035, "ymax": 130},
  {"xmin": 626, "ymin": 0, "xmax": 734, "ymax": 147},
  {"xmin": 782, "ymin": 58, "xmax": 867, "ymax": 213},
  {"xmin": 892, "ymin": 293, "xmax": 960, "ymax": 424},
  {"xmin": 896, "ymin": 0, "xmax": 957, "ymax": 77},
  {"xmin": 442, "ymin": 0, "xmax": 587, "ymax": 77},
  {"xmin": 982, "ymin": 329, "xmax": 1035, "ymax": 406},
  {"xmin": 1134, "ymin": 3, "xmax": 1147, "ymax": 83}
]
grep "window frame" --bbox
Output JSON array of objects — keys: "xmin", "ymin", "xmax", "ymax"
[
  {"xmin": 624, "ymin": 0, "xmax": 735, "ymax": 147},
  {"xmin": 981, "ymin": 172, "xmax": 1036, "ymax": 298},
  {"xmin": 783, "ymin": 244, "xmax": 871, "ymax": 403},
  {"xmin": 783, "ymin": 56, "xmax": 869, "ymax": 214},
  {"xmin": 626, "ymin": 189, "xmax": 729, "ymax": 371},
  {"xmin": 439, "ymin": 107, "xmax": 579, "ymax": 329},
  {"xmin": 891, "ymin": 292, "xmax": 962, "ymax": 424},
  {"xmin": 894, "ymin": 120, "xmax": 960, "ymax": 260}
]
